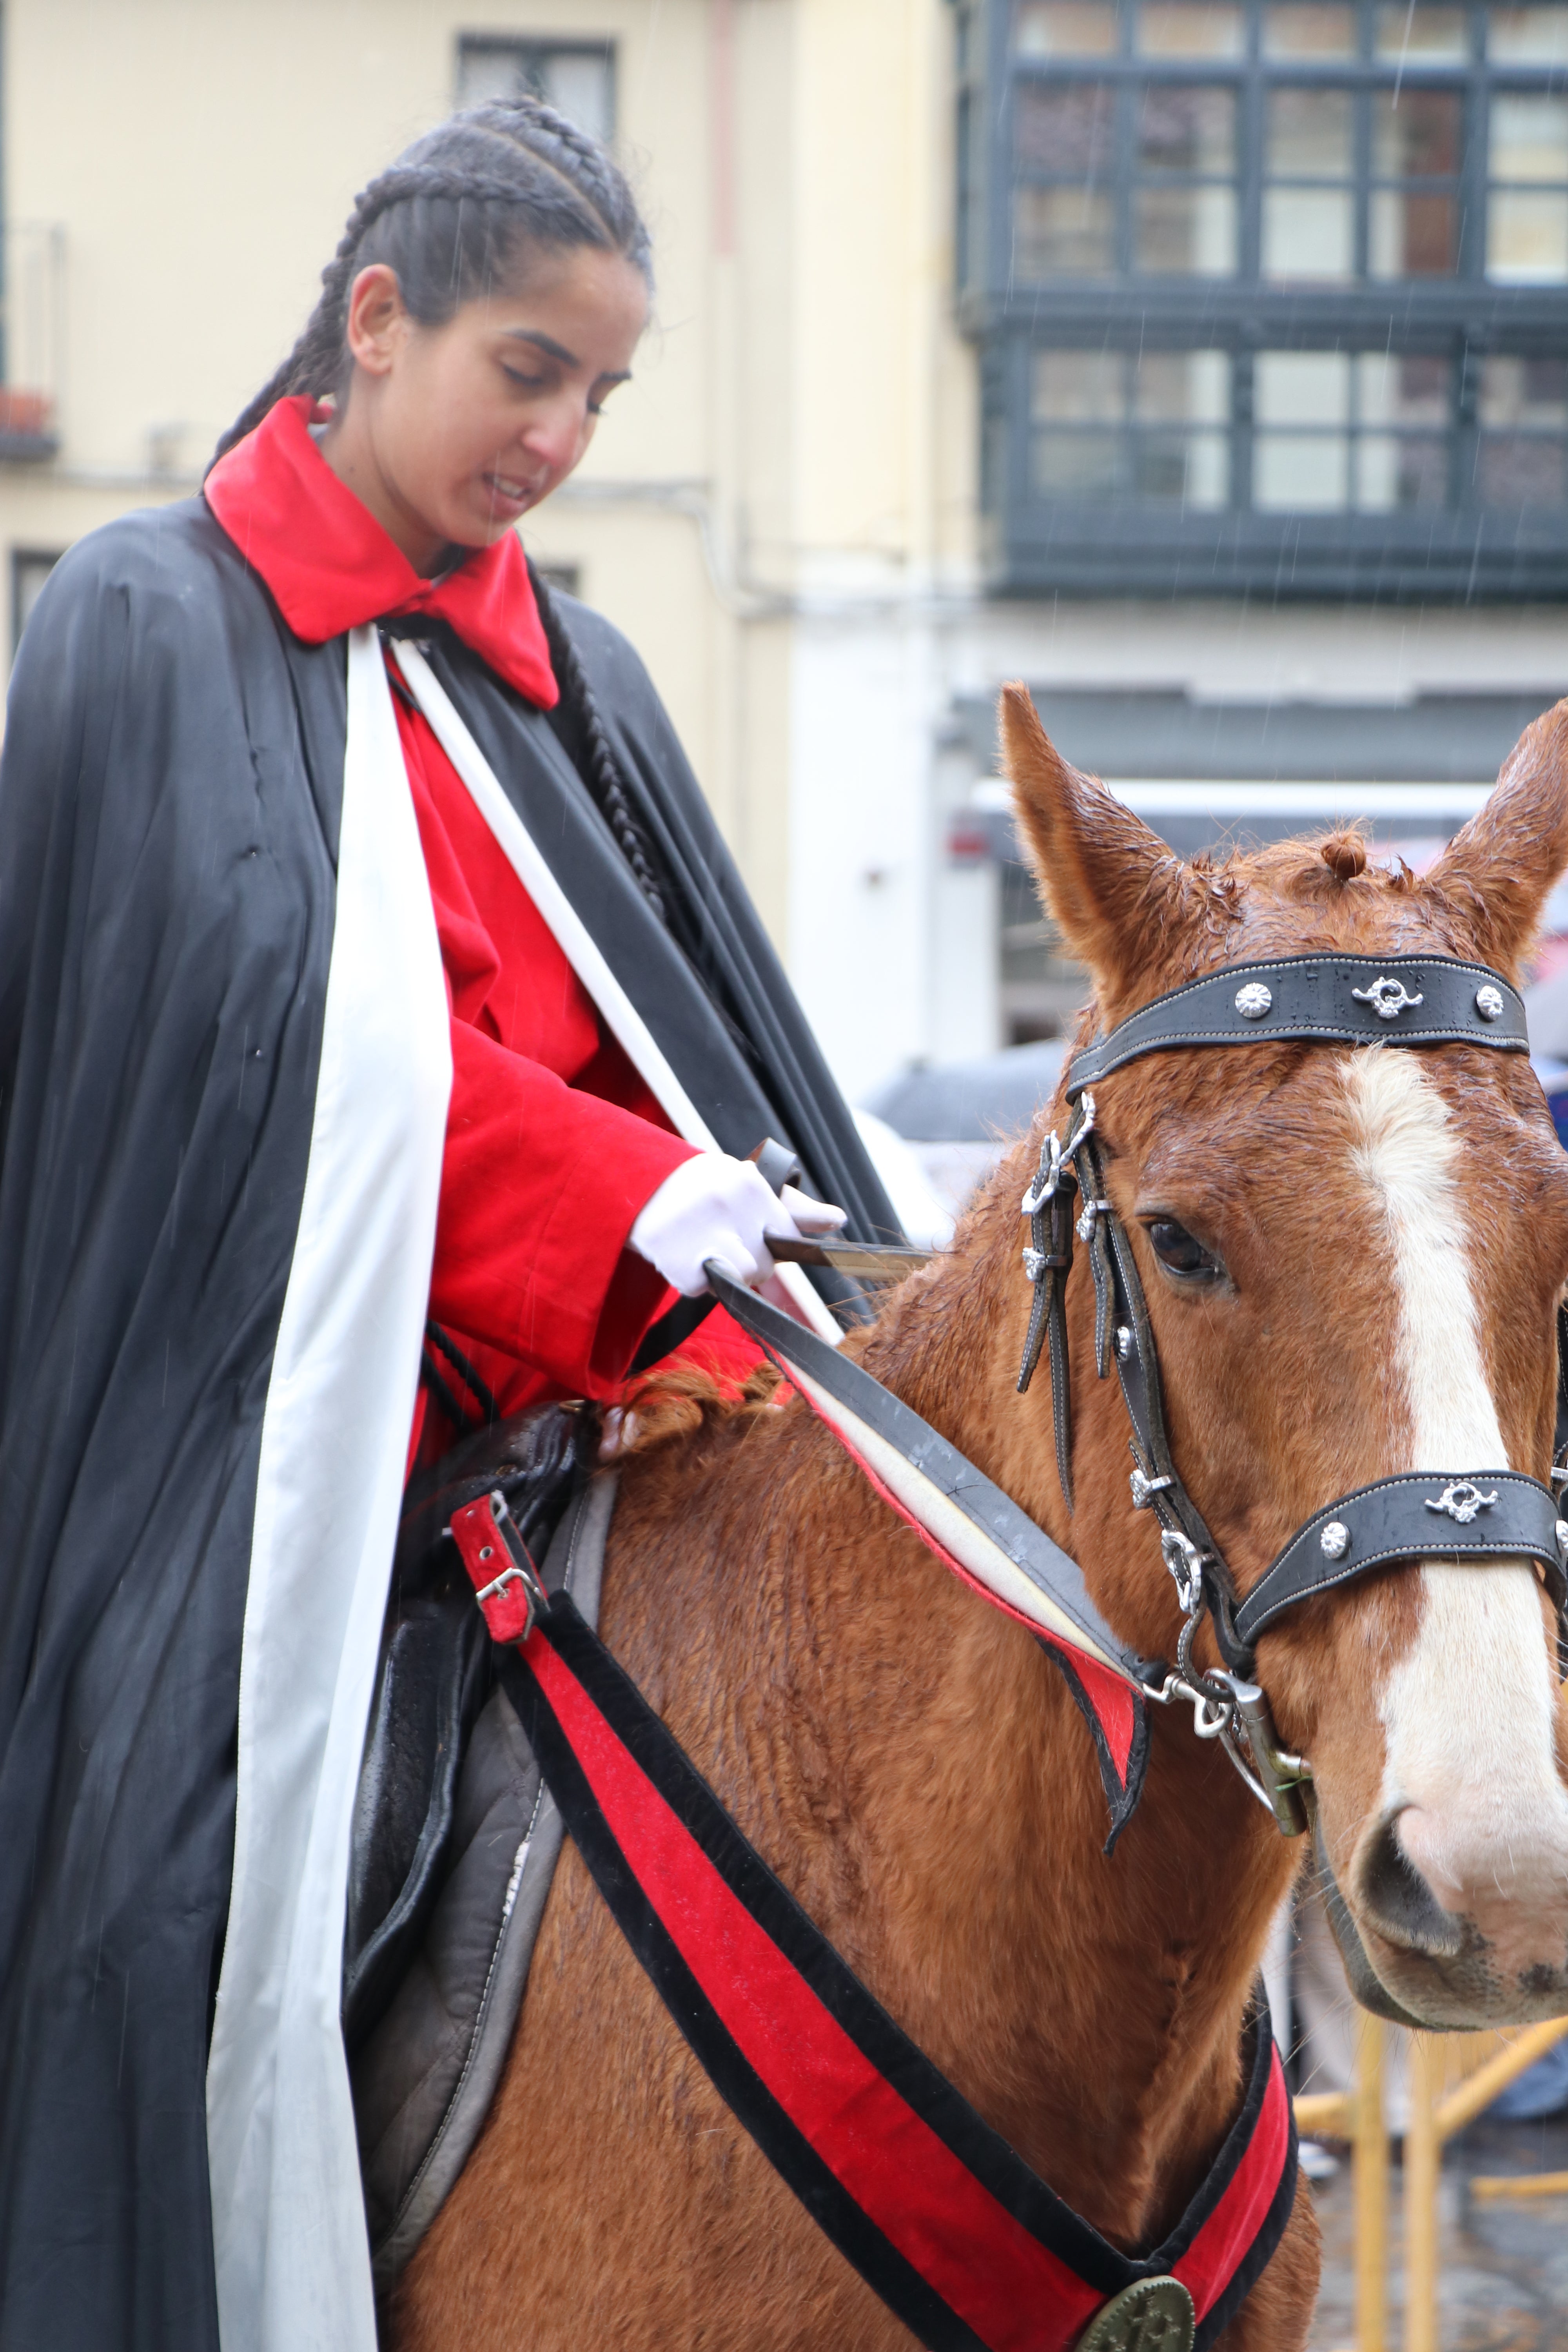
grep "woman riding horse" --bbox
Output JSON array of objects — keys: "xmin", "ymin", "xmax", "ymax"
[{"xmin": 0, "ymin": 97, "xmax": 894, "ymax": 2352}]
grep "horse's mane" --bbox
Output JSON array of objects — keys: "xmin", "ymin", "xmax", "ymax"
[{"xmin": 619, "ymin": 1356, "xmax": 782, "ymax": 1458}]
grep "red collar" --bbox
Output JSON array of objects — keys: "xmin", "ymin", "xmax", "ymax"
[{"xmin": 205, "ymin": 396, "xmax": 558, "ymax": 709}]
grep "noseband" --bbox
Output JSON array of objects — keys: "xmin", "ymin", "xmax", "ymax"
[{"xmin": 1018, "ymin": 953, "xmax": 1568, "ymax": 1835}]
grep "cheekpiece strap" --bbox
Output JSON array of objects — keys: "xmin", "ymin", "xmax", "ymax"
[
  {"xmin": 1016, "ymin": 1094, "xmax": 1099, "ymax": 1508},
  {"xmin": 1234, "ymin": 1469, "xmax": 1568, "ymax": 1655},
  {"xmin": 1066, "ymin": 955, "xmax": 1526, "ymax": 1100}
]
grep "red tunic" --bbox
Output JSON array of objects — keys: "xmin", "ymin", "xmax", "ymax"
[{"xmin": 208, "ymin": 400, "xmax": 758, "ymax": 1459}]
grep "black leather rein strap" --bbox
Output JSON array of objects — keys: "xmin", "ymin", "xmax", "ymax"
[
  {"xmin": 704, "ymin": 1262, "xmax": 1156, "ymax": 1841},
  {"xmin": 1065, "ymin": 954, "xmax": 1527, "ymax": 1099},
  {"xmin": 1234, "ymin": 1471, "xmax": 1568, "ymax": 1655}
]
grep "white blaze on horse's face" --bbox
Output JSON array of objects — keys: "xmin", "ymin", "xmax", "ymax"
[
  {"xmin": 997, "ymin": 675, "xmax": 1568, "ymax": 2023},
  {"xmin": 1343, "ymin": 1045, "xmax": 1568, "ymax": 2012}
]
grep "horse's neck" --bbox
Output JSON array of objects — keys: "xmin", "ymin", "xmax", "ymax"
[
  {"xmin": 844, "ymin": 1231, "xmax": 1295, "ymax": 2243},
  {"xmin": 611, "ymin": 1207, "xmax": 1293, "ymax": 2251}
]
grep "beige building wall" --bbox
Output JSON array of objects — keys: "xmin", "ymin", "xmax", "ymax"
[
  {"xmin": 0, "ymin": 0, "xmax": 978, "ymax": 986},
  {"xmin": 9, "ymin": 3, "xmax": 1548, "ymax": 1109}
]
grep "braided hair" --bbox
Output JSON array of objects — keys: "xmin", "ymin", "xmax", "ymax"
[
  {"xmin": 528, "ymin": 559, "xmax": 668, "ymax": 922},
  {"xmin": 214, "ymin": 98, "xmax": 669, "ymax": 920},
  {"xmin": 215, "ymin": 98, "xmax": 651, "ymax": 455}
]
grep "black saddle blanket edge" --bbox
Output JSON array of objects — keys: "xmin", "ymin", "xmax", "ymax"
[{"xmin": 351, "ymin": 1468, "xmax": 617, "ymax": 2290}]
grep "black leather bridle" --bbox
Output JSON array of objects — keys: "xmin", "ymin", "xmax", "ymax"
[{"xmin": 1019, "ymin": 951, "xmax": 1568, "ymax": 1835}]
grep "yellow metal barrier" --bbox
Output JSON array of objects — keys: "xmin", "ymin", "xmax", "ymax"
[
  {"xmin": 1292, "ymin": 2015, "xmax": 1388, "ymax": 2351},
  {"xmin": 1293, "ymin": 2011, "xmax": 1568, "ymax": 2351},
  {"xmin": 1405, "ymin": 2016, "xmax": 1568, "ymax": 2352}
]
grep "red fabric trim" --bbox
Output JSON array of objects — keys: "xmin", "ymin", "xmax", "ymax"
[
  {"xmin": 1174, "ymin": 2045, "xmax": 1291, "ymax": 2319},
  {"xmin": 393, "ymin": 688, "xmax": 694, "ymax": 1412},
  {"xmin": 205, "ymin": 394, "xmax": 558, "ymax": 708},
  {"xmin": 450, "ymin": 1495, "xmax": 540, "ymax": 1644},
  {"xmin": 528, "ymin": 1630, "xmax": 1106, "ymax": 2352},
  {"xmin": 774, "ymin": 1356, "xmax": 1139, "ymax": 1789}
]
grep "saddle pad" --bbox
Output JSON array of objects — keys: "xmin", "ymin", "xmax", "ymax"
[{"xmin": 352, "ymin": 1467, "xmax": 617, "ymax": 2291}]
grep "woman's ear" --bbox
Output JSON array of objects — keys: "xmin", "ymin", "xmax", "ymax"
[
  {"xmin": 1424, "ymin": 699, "xmax": 1568, "ymax": 980},
  {"xmin": 343, "ymin": 264, "xmax": 410, "ymax": 379},
  {"xmin": 998, "ymin": 682, "xmax": 1199, "ymax": 1012}
]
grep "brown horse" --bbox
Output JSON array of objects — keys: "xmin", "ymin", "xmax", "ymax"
[{"xmin": 390, "ymin": 687, "xmax": 1568, "ymax": 2351}]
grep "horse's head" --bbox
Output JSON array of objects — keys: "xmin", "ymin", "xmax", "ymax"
[{"xmin": 1002, "ymin": 684, "xmax": 1568, "ymax": 2029}]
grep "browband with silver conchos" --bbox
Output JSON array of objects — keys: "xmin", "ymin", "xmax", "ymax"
[
  {"xmin": 1233, "ymin": 1470, "xmax": 1568, "ymax": 1655},
  {"xmin": 1065, "ymin": 953, "xmax": 1527, "ymax": 1100}
]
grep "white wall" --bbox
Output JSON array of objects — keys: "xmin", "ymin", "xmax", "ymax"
[{"xmin": 782, "ymin": 586, "xmax": 1568, "ymax": 1103}]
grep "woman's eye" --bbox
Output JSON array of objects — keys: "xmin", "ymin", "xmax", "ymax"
[
  {"xmin": 1145, "ymin": 1218, "xmax": 1223, "ymax": 1281},
  {"xmin": 501, "ymin": 366, "xmax": 547, "ymax": 392}
]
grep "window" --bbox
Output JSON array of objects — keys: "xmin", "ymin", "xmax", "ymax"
[
  {"xmin": 11, "ymin": 548, "xmax": 61, "ymax": 655},
  {"xmin": 1478, "ymin": 352, "xmax": 1568, "ymax": 499},
  {"xmin": 958, "ymin": 0, "xmax": 1568, "ymax": 595},
  {"xmin": 1031, "ymin": 348, "xmax": 1230, "ymax": 501},
  {"xmin": 455, "ymin": 38, "xmax": 615, "ymax": 145},
  {"xmin": 1253, "ymin": 351, "xmax": 1453, "ymax": 505},
  {"xmin": 0, "ymin": 225, "xmax": 64, "ymax": 465},
  {"xmin": 1488, "ymin": 93, "xmax": 1568, "ymax": 276}
]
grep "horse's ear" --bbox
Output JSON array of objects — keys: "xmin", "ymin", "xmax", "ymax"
[
  {"xmin": 998, "ymin": 682, "xmax": 1195, "ymax": 1000},
  {"xmin": 1426, "ymin": 699, "xmax": 1568, "ymax": 978}
]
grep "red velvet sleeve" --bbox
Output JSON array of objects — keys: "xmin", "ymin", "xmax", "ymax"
[{"xmin": 430, "ymin": 1018, "xmax": 697, "ymax": 1399}]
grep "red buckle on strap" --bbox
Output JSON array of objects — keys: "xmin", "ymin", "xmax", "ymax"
[{"xmin": 449, "ymin": 1489, "xmax": 548, "ymax": 1645}]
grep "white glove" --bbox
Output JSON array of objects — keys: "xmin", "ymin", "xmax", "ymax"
[{"xmin": 628, "ymin": 1154, "xmax": 846, "ymax": 1297}]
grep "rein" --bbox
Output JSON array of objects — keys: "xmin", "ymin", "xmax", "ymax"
[{"xmin": 704, "ymin": 1260, "xmax": 1153, "ymax": 1841}]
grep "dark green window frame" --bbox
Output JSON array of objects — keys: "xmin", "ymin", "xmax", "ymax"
[{"xmin": 955, "ymin": 0, "xmax": 1568, "ymax": 598}]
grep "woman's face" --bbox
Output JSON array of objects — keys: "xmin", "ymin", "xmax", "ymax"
[{"xmin": 323, "ymin": 243, "xmax": 648, "ymax": 575}]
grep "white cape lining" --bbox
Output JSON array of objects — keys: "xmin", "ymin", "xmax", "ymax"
[{"xmin": 205, "ymin": 619, "xmax": 840, "ymax": 2352}]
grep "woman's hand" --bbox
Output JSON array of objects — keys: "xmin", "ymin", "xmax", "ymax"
[{"xmin": 628, "ymin": 1154, "xmax": 846, "ymax": 1297}]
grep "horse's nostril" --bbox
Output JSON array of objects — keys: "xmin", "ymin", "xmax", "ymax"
[{"xmin": 1354, "ymin": 1813, "xmax": 1466, "ymax": 1960}]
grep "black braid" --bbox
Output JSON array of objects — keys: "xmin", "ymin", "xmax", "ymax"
[
  {"xmin": 528, "ymin": 559, "xmax": 668, "ymax": 924},
  {"xmin": 214, "ymin": 97, "xmax": 652, "ymax": 461}
]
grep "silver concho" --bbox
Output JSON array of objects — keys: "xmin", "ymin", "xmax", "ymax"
[
  {"xmin": 1115, "ymin": 1324, "xmax": 1134, "ymax": 1360},
  {"xmin": 1475, "ymin": 984, "xmax": 1504, "ymax": 1022},
  {"xmin": 1319, "ymin": 1521, "xmax": 1350, "ymax": 1560},
  {"xmin": 1130, "ymin": 1466, "xmax": 1174, "ymax": 1511},
  {"xmin": 1352, "ymin": 975, "xmax": 1425, "ymax": 1021},
  {"xmin": 1074, "ymin": 2276, "xmax": 1196, "ymax": 2352},
  {"xmin": 1424, "ymin": 1480, "xmax": 1499, "ymax": 1525},
  {"xmin": 1234, "ymin": 982, "xmax": 1273, "ymax": 1021},
  {"xmin": 1555, "ymin": 1518, "xmax": 1568, "ymax": 1566}
]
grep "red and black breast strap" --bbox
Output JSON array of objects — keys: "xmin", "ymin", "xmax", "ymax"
[{"xmin": 449, "ymin": 1505, "xmax": 1298, "ymax": 2352}]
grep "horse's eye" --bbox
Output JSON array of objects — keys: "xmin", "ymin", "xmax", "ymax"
[{"xmin": 1145, "ymin": 1218, "xmax": 1223, "ymax": 1281}]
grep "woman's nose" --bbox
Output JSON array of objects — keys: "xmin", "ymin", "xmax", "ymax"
[{"xmin": 517, "ymin": 399, "xmax": 592, "ymax": 479}]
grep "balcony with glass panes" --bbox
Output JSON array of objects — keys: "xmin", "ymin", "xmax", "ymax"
[{"xmin": 956, "ymin": 0, "xmax": 1568, "ymax": 596}]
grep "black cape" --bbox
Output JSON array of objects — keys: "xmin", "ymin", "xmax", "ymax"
[{"xmin": 0, "ymin": 496, "xmax": 898, "ymax": 2352}]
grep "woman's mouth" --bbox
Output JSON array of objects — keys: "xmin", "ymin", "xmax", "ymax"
[{"xmin": 481, "ymin": 471, "xmax": 541, "ymax": 514}]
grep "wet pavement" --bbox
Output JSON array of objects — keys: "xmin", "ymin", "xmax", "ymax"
[{"xmin": 1307, "ymin": 2114, "xmax": 1568, "ymax": 2349}]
